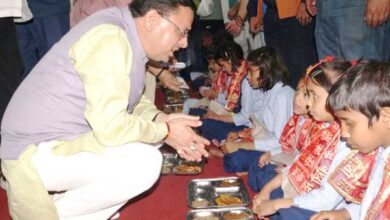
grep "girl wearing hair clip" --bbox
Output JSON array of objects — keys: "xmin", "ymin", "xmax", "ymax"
[{"xmin": 252, "ymin": 57, "xmax": 354, "ymax": 220}]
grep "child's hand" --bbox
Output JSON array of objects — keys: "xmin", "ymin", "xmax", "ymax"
[
  {"xmin": 252, "ymin": 189, "xmax": 271, "ymax": 209},
  {"xmin": 258, "ymin": 152, "xmax": 271, "ymax": 167},
  {"xmin": 254, "ymin": 199, "xmax": 278, "ymax": 218},
  {"xmin": 310, "ymin": 209, "xmax": 351, "ymax": 220},
  {"xmin": 222, "ymin": 141, "xmax": 242, "ymax": 154},
  {"xmin": 203, "ymin": 110, "xmax": 218, "ymax": 120},
  {"xmin": 227, "ymin": 131, "xmax": 239, "ymax": 141}
]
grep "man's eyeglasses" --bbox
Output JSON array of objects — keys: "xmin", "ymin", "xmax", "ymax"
[{"xmin": 161, "ymin": 14, "xmax": 189, "ymax": 39}]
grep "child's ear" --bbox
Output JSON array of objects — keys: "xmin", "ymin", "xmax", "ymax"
[{"xmin": 380, "ymin": 107, "xmax": 390, "ymax": 128}]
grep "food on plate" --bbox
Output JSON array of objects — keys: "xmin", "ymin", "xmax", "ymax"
[
  {"xmin": 215, "ymin": 194, "xmax": 242, "ymax": 206},
  {"xmin": 223, "ymin": 212, "xmax": 250, "ymax": 220},
  {"xmin": 176, "ymin": 164, "xmax": 201, "ymax": 173},
  {"xmin": 191, "ymin": 198, "xmax": 209, "ymax": 208},
  {"xmin": 219, "ymin": 179, "xmax": 239, "ymax": 187}
]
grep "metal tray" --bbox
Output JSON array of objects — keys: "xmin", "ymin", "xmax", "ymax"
[
  {"xmin": 186, "ymin": 207, "xmax": 255, "ymax": 220},
  {"xmin": 187, "ymin": 177, "xmax": 251, "ymax": 209},
  {"xmin": 163, "ymin": 103, "xmax": 184, "ymax": 114},
  {"xmin": 161, "ymin": 153, "xmax": 204, "ymax": 175},
  {"xmin": 165, "ymin": 95, "xmax": 185, "ymax": 104},
  {"xmin": 165, "ymin": 89, "xmax": 189, "ymax": 104},
  {"xmin": 161, "ymin": 153, "xmax": 178, "ymax": 175}
]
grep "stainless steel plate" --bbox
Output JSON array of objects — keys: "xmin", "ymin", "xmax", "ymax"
[
  {"xmin": 163, "ymin": 103, "xmax": 184, "ymax": 114},
  {"xmin": 161, "ymin": 153, "xmax": 204, "ymax": 175},
  {"xmin": 186, "ymin": 207, "xmax": 255, "ymax": 220},
  {"xmin": 187, "ymin": 177, "xmax": 251, "ymax": 209}
]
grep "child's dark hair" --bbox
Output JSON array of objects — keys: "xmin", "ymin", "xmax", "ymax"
[
  {"xmin": 247, "ymin": 46, "xmax": 290, "ymax": 91},
  {"xmin": 205, "ymin": 45, "xmax": 216, "ymax": 60},
  {"xmin": 212, "ymin": 30, "xmax": 234, "ymax": 46},
  {"xmin": 328, "ymin": 60, "xmax": 390, "ymax": 125},
  {"xmin": 214, "ymin": 41, "xmax": 244, "ymax": 72},
  {"xmin": 307, "ymin": 58, "xmax": 352, "ymax": 92}
]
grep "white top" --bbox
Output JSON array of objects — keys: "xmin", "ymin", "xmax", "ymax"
[
  {"xmin": 0, "ymin": 0, "xmax": 32, "ymax": 22},
  {"xmin": 232, "ymin": 78, "xmax": 265, "ymax": 126},
  {"xmin": 250, "ymin": 82, "xmax": 295, "ymax": 155},
  {"xmin": 0, "ymin": 0, "xmax": 22, "ymax": 18}
]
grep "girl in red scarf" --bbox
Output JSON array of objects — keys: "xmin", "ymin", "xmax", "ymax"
[
  {"xmin": 199, "ymin": 41, "xmax": 250, "ymax": 141},
  {"xmin": 253, "ymin": 58, "xmax": 352, "ymax": 219}
]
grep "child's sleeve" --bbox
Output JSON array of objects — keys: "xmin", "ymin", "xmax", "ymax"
[
  {"xmin": 344, "ymin": 203, "xmax": 361, "ymax": 220},
  {"xmin": 292, "ymin": 142, "xmax": 352, "ymax": 211}
]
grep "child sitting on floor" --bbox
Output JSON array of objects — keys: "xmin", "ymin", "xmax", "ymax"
[
  {"xmin": 204, "ymin": 46, "xmax": 294, "ymax": 151},
  {"xmin": 252, "ymin": 57, "xmax": 353, "ymax": 220},
  {"xmin": 307, "ymin": 60, "xmax": 390, "ymax": 220},
  {"xmin": 197, "ymin": 41, "xmax": 250, "ymax": 141},
  {"xmin": 222, "ymin": 75, "xmax": 311, "ymax": 176},
  {"xmin": 245, "ymin": 76, "xmax": 313, "ymax": 190}
]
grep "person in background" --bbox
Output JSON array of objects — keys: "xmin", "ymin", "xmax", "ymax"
[
  {"xmin": 247, "ymin": 0, "xmax": 318, "ymax": 88},
  {"xmin": 221, "ymin": 0, "xmax": 265, "ymax": 57},
  {"xmin": 0, "ymin": 1, "xmax": 209, "ymax": 219},
  {"xmin": 0, "ymin": 0, "xmax": 25, "ymax": 126},
  {"xmin": 15, "ymin": 0, "xmax": 70, "ymax": 78},
  {"xmin": 305, "ymin": 0, "xmax": 390, "ymax": 61}
]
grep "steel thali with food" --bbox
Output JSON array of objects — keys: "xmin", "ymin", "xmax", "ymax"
[
  {"xmin": 161, "ymin": 153, "xmax": 204, "ymax": 175},
  {"xmin": 187, "ymin": 177, "xmax": 250, "ymax": 209}
]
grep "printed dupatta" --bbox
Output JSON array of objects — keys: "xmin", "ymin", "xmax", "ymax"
[
  {"xmin": 288, "ymin": 121, "xmax": 340, "ymax": 194},
  {"xmin": 212, "ymin": 70, "xmax": 229, "ymax": 94},
  {"xmin": 225, "ymin": 60, "xmax": 249, "ymax": 111},
  {"xmin": 280, "ymin": 114, "xmax": 313, "ymax": 155},
  {"xmin": 365, "ymin": 155, "xmax": 390, "ymax": 220},
  {"xmin": 328, "ymin": 149, "xmax": 378, "ymax": 204},
  {"xmin": 211, "ymin": 59, "xmax": 248, "ymax": 111}
]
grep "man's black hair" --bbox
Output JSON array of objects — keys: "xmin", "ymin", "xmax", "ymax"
[{"xmin": 130, "ymin": 0, "xmax": 196, "ymax": 17}]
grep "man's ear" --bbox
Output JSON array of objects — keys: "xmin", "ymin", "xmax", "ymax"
[
  {"xmin": 143, "ymin": 9, "xmax": 160, "ymax": 32},
  {"xmin": 380, "ymin": 107, "xmax": 390, "ymax": 128}
]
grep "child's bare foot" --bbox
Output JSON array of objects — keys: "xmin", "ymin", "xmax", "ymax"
[
  {"xmin": 236, "ymin": 172, "xmax": 248, "ymax": 176},
  {"xmin": 208, "ymin": 148, "xmax": 224, "ymax": 158}
]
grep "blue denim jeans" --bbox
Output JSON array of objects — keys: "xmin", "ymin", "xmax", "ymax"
[{"xmin": 315, "ymin": 0, "xmax": 390, "ymax": 61}]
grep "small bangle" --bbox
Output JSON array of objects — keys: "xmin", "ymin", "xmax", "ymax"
[
  {"xmin": 152, "ymin": 112, "xmax": 161, "ymax": 121},
  {"xmin": 156, "ymin": 68, "xmax": 165, "ymax": 78},
  {"xmin": 163, "ymin": 122, "xmax": 170, "ymax": 140}
]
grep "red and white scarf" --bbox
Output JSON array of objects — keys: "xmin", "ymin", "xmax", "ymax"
[
  {"xmin": 211, "ymin": 60, "xmax": 248, "ymax": 112},
  {"xmin": 365, "ymin": 155, "xmax": 390, "ymax": 220},
  {"xmin": 280, "ymin": 114, "xmax": 313, "ymax": 155},
  {"xmin": 328, "ymin": 149, "xmax": 378, "ymax": 204},
  {"xmin": 288, "ymin": 121, "xmax": 340, "ymax": 194}
]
